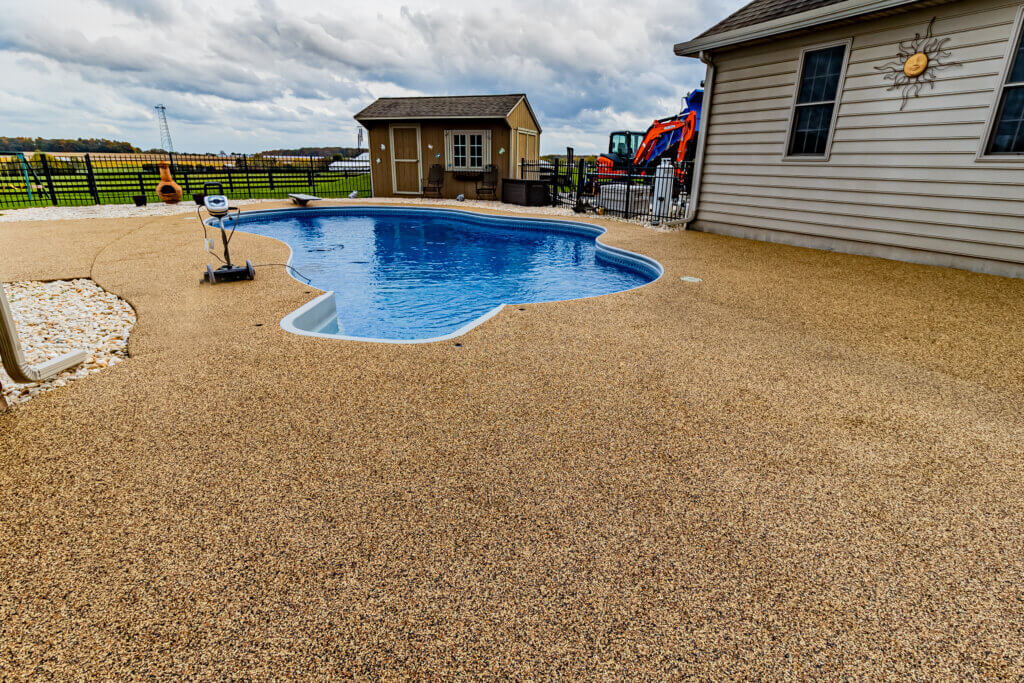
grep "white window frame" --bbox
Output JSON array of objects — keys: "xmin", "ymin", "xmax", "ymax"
[
  {"xmin": 977, "ymin": 5, "xmax": 1024, "ymax": 161},
  {"xmin": 783, "ymin": 38, "xmax": 852, "ymax": 162},
  {"xmin": 444, "ymin": 129, "xmax": 492, "ymax": 172}
]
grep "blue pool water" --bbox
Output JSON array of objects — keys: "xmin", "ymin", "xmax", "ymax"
[{"xmin": 226, "ymin": 207, "xmax": 660, "ymax": 341}]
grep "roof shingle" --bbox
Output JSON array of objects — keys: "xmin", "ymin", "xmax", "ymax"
[
  {"xmin": 696, "ymin": 0, "xmax": 849, "ymax": 39},
  {"xmin": 354, "ymin": 94, "xmax": 526, "ymax": 121}
]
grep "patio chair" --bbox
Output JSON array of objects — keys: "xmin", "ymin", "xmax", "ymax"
[
  {"xmin": 423, "ymin": 164, "xmax": 444, "ymax": 198},
  {"xmin": 0, "ymin": 277, "xmax": 87, "ymax": 410},
  {"xmin": 475, "ymin": 164, "xmax": 498, "ymax": 200}
]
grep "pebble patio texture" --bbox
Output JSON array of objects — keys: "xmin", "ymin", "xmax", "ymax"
[{"xmin": 1, "ymin": 202, "xmax": 1023, "ymax": 677}]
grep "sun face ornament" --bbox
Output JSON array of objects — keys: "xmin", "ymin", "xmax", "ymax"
[{"xmin": 875, "ymin": 17, "xmax": 960, "ymax": 110}]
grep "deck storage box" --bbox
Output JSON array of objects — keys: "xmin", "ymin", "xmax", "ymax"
[{"xmin": 502, "ymin": 179, "xmax": 550, "ymax": 206}]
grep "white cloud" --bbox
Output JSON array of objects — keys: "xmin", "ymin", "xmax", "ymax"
[{"xmin": 0, "ymin": 0, "xmax": 746, "ymax": 153}]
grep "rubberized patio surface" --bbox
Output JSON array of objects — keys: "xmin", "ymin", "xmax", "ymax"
[{"xmin": 2, "ymin": 202, "xmax": 1023, "ymax": 676}]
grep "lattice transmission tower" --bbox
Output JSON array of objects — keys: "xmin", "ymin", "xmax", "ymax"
[{"xmin": 154, "ymin": 105, "xmax": 175, "ymax": 153}]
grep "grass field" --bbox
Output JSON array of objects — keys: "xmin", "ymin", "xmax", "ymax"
[{"xmin": 0, "ymin": 163, "xmax": 372, "ymax": 209}]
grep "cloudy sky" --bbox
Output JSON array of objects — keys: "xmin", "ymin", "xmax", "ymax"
[{"xmin": 0, "ymin": 0, "xmax": 744, "ymax": 154}]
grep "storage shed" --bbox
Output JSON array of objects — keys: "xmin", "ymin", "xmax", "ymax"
[
  {"xmin": 675, "ymin": 0, "xmax": 1024, "ymax": 279},
  {"xmin": 354, "ymin": 94, "xmax": 542, "ymax": 200}
]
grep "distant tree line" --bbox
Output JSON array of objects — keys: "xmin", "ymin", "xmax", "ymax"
[
  {"xmin": 1, "ymin": 137, "xmax": 142, "ymax": 153},
  {"xmin": 3, "ymin": 137, "xmax": 369, "ymax": 158},
  {"xmin": 259, "ymin": 146, "xmax": 365, "ymax": 160}
]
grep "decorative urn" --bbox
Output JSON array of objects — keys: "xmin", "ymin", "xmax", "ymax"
[{"xmin": 155, "ymin": 160, "xmax": 183, "ymax": 204}]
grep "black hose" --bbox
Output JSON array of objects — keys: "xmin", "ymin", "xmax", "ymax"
[
  {"xmin": 252, "ymin": 263, "xmax": 313, "ymax": 283},
  {"xmin": 197, "ymin": 206, "xmax": 311, "ymax": 282}
]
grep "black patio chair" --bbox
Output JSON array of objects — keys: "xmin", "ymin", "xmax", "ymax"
[
  {"xmin": 475, "ymin": 164, "xmax": 498, "ymax": 200},
  {"xmin": 423, "ymin": 164, "xmax": 444, "ymax": 197}
]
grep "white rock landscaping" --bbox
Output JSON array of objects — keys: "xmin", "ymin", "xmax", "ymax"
[{"xmin": 1, "ymin": 279, "xmax": 135, "ymax": 406}]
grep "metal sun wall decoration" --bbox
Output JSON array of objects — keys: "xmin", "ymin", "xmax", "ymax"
[{"xmin": 874, "ymin": 17, "xmax": 961, "ymax": 110}]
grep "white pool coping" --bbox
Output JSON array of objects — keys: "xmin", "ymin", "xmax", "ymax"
[{"xmin": 218, "ymin": 206, "xmax": 664, "ymax": 344}]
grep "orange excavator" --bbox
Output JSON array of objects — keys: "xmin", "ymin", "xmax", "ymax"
[{"xmin": 596, "ymin": 88, "xmax": 703, "ymax": 188}]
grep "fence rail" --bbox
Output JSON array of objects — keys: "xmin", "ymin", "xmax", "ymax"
[
  {"xmin": 518, "ymin": 158, "xmax": 693, "ymax": 224},
  {"xmin": 0, "ymin": 152, "xmax": 372, "ymax": 209}
]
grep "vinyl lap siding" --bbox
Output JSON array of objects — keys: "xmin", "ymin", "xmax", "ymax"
[{"xmin": 695, "ymin": 0, "xmax": 1024, "ymax": 277}]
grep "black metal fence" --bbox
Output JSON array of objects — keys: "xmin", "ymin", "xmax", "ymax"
[
  {"xmin": 518, "ymin": 158, "xmax": 693, "ymax": 224},
  {"xmin": 0, "ymin": 152, "xmax": 372, "ymax": 209}
]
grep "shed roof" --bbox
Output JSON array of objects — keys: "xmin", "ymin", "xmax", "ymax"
[{"xmin": 354, "ymin": 94, "xmax": 528, "ymax": 122}]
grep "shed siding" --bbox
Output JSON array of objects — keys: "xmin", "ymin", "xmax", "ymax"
[
  {"xmin": 695, "ymin": 0, "xmax": 1024, "ymax": 277},
  {"xmin": 506, "ymin": 98, "xmax": 538, "ymax": 130},
  {"xmin": 366, "ymin": 120, "xmax": 512, "ymax": 199},
  {"xmin": 506, "ymin": 99, "xmax": 541, "ymax": 177}
]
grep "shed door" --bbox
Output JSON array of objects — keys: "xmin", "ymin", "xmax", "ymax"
[
  {"xmin": 390, "ymin": 124, "xmax": 422, "ymax": 194},
  {"xmin": 514, "ymin": 129, "xmax": 539, "ymax": 178}
]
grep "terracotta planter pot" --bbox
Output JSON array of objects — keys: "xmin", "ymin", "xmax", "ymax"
[{"xmin": 155, "ymin": 161, "xmax": 183, "ymax": 204}]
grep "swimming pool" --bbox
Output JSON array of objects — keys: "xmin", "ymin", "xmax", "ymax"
[{"xmin": 223, "ymin": 207, "xmax": 662, "ymax": 343}]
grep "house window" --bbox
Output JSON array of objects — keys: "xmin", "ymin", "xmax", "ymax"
[
  {"xmin": 445, "ymin": 129, "xmax": 492, "ymax": 171},
  {"xmin": 787, "ymin": 43, "xmax": 848, "ymax": 157},
  {"xmin": 986, "ymin": 19, "xmax": 1024, "ymax": 153}
]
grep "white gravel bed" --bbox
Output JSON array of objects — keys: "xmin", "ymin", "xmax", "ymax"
[
  {"xmin": 0, "ymin": 199, "xmax": 271, "ymax": 222},
  {"xmin": 1, "ymin": 279, "xmax": 135, "ymax": 406}
]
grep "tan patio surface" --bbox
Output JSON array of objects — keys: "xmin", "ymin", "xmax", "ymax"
[{"xmin": 2, "ymin": 201, "xmax": 1023, "ymax": 677}]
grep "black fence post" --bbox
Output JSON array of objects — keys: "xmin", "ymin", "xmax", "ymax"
[
  {"xmin": 573, "ymin": 159, "xmax": 586, "ymax": 210},
  {"xmin": 39, "ymin": 154, "xmax": 57, "ymax": 205},
  {"xmin": 624, "ymin": 171, "xmax": 632, "ymax": 220},
  {"xmin": 242, "ymin": 155, "xmax": 252, "ymax": 197},
  {"xmin": 551, "ymin": 158, "xmax": 560, "ymax": 206},
  {"xmin": 84, "ymin": 154, "xmax": 100, "ymax": 205},
  {"xmin": 308, "ymin": 156, "xmax": 315, "ymax": 190}
]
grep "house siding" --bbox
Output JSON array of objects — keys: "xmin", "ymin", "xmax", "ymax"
[{"xmin": 694, "ymin": 0, "xmax": 1024, "ymax": 277}]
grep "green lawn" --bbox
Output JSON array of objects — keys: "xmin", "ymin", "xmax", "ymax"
[{"xmin": 0, "ymin": 169, "xmax": 371, "ymax": 209}]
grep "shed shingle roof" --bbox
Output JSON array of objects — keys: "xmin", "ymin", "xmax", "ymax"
[
  {"xmin": 696, "ymin": 0, "xmax": 848, "ymax": 39},
  {"xmin": 354, "ymin": 94, "xmax": 526, "ymax": 121}
]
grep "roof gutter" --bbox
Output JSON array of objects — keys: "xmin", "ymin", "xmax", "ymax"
[
  {"xmin": 677, "ymin": 51, "xmax": 714, "ymax": 230},
  {"xmin": 674, "ymin": 0, "xmax": 923, "ymax": 55}
]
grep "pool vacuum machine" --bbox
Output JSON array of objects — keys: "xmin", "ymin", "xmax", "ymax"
[{"xmin": 198, "ymin": 182, "xmax": 254, "ymax": 285}]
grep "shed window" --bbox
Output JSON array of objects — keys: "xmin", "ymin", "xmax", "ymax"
[
  {"xmin": 444, "ymin": 129, "xmax": 492, "ymax": 171},
  {"xmin": 787, "ymin": 44, "xmax": 847, "ymax": 157},
  {"xmin": 986, "ymin": 23, "xmax": 1024, "ymax": 153}
]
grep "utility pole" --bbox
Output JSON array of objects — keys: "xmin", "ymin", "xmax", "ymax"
[{"xmin": 155, "ymin": 105, "xmax": 175, "ymax": 153}]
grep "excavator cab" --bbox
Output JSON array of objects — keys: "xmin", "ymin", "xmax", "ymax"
[
  {"xmin": 609, "ymin": 132, "xmax": 644, "ymax": 158},
  {"xmin": 603, "ymin": 131, "xmax": 644, "ymax": 171}
]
